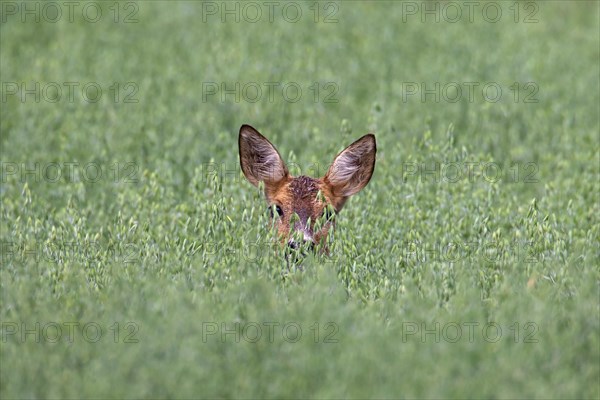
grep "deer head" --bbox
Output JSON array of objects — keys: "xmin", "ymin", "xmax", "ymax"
[{"xmin": 239, "ymin": 124, "xmax": 376, "ymax": 253}]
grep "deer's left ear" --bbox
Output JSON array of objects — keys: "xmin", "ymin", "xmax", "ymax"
[{"xmin": 323, "ymin": 134, "xmax": 376, "ymax": 200}]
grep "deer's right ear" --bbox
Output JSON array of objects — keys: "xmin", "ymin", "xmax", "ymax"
[{"xmin": 239, "ymin": 125, "xmax": 289, "ymax": 187}]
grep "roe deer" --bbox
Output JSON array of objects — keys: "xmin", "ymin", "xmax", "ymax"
[{"xmin": 239, "ymin": 124, "xmax": 376, "ymax": 254}]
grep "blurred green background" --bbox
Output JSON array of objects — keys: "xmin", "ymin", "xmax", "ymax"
[{"xmin": 1, "ymin": 1, "xmax": 598, "ymax": 398}]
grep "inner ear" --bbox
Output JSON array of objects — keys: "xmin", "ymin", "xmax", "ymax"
[
  {"xmin": 324, "ymin": 134, "xmax": 376, "ymax": 198},
  {"xmin": 239, "ymin": 125, "xmax": 289, "ymax": 187}
]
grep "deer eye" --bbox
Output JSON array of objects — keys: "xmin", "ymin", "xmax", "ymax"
[{"xmin": 268, "ymin": 205, "xmax": 284, "ymax": 218}]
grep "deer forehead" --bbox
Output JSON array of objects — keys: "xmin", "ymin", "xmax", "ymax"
[
  {"xmin": 289, "ymin": 176, "xmax": 319, "ymax": 198},
  {"xmin": 278, "ymin": 176, "xmax": 324, "ymax": 215}
]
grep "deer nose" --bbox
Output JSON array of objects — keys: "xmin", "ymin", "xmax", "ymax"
[{"xmin": 287, "ymin": 239, "xmax": 315, "ymax": 252}]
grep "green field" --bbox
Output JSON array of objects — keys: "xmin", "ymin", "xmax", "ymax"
[{"xmin": 1, "ymin": 1, "xmax": 599, "ymax": 398}]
